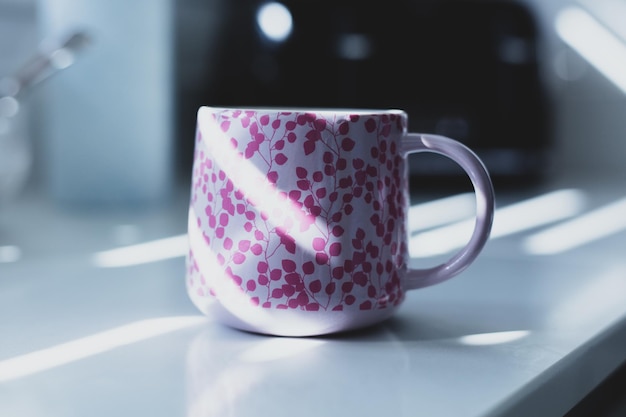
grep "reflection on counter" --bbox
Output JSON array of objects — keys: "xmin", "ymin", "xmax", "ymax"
[{"xmin": 185, "ymin": 326, "xmax": 408, "ymax": 417}]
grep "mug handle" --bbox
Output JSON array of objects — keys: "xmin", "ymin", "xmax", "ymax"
[{"xmin": 401, "ymin": 133, "xmax": 495, "ymax": 289}]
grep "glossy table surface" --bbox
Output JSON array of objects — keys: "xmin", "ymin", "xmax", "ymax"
[{"xmin": 1, "ymin": 174, "xmax": 625, "ymax": 417}]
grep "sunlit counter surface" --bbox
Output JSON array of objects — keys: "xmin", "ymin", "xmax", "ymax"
[{"xmin": 1, "ymin": 175, "xmax": 625, "ymax": 417}]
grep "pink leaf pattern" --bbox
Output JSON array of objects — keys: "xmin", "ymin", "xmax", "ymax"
[{"xmin": 187, "ymin": 110, "xmax": 407, "ymax": 311}]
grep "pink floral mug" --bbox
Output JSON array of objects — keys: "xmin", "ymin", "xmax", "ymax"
[{"xmin": 186, "ymin": 107, "xmax": 495, "ymax": 336}]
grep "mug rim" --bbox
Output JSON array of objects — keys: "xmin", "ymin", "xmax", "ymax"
[{"xmin": 200, "ymin": 106, "xmax": 406, "ymax": 116}]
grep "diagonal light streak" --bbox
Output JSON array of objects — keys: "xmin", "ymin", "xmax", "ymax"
[
  {"xmin": 196, "ymin": 108, "xmax": 327, "ymax": 249},
  {"xmin": 457, "ymin": 330, "xmax": 531, "ymax": 346},
  {"xmin": 556, "ymin": 6, "xmax": 626, "ymax": 93},
  {"xmin": 187, "ymin": 205, "xmax": 272, "ymax": 328},
  {"xmin": 523, "ymin": 196, "xmax": 626, "ymax": 255},
  {"xmin": 409, "ymin": 189, "xmax": 587, "ymax": 257},
  {"xmin": 0, "ymin": 316, "xmax": 206, "ymax": 383},
  {"xmin": 408, "ymin": 193, "xmax": 475, "ymax": 232},
  {"xmin": 92, "ymin": 234, "xmax": 188, "ymax": 267}
]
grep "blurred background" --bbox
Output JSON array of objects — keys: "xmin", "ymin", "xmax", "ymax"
[{"xmin": 1, "ymin": 0, "xmax": 625, "ymax": 208}]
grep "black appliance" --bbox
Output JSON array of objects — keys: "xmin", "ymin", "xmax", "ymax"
[{"xmin": 175, "ymin": 0, "xmax": 552, "ymax": 187}]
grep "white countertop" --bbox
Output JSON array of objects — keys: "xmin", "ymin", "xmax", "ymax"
[{"xmin": 1, "ymin": 175, "xmax": 625, "ymax": 417}]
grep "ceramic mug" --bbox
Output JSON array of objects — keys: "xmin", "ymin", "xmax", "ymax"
[{"xmin": 187, "ymin": 107, "xmax": 495, "ymax": 336}]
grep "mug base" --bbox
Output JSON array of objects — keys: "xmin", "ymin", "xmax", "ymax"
[{"xmin": 202, "ymin": 299, "xmax": 398, "ymax": 337}]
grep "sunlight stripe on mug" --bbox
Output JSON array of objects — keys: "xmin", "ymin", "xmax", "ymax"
[
  {"xmin": 195, "ymin": 108, "xmax": 328, "ymax": 256},
  {"xmin": 523, "ymin": 196, "xmax": 626, "ymax": 255},
  {"xmin": 409, "ymin": 189, "xmax": 587, "ymax": 257}
]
